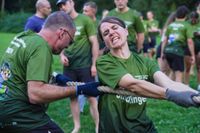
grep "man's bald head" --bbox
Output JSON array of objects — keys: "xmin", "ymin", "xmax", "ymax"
[
  {"xmin": 43, "ymin": 11, "xmax": 75, "ymax": 31},
  {"xmin": 36, "ymin": 0, "xmax": 51, "ymax": 17}
]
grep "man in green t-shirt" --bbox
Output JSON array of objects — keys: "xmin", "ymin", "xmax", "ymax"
[
  {"xmin": 161, "ymin": 6, "xmax": 195, "ymax": 83},
  {"xmin": 96, "ymin": 16, "xmax": 200, "ymax": 133},
  {"xmin": 107, "ymin": 0, "xmax": 145, "ymax": 53},
  {"xmin": 0, "ymin": 11, "xmax": 101, "ymax": 133},
  {"xmin": 186, "ymin": 11, "xmax": 200, "ymax": 91},
  {"xmin": 57, "ymin": 0, "xmax": 99, "ymax": 133},
  {"xmin": 146, "ymin": 11, "xmax": 160, "ymax": 59},
  {"xmin": 139, "ymin": 13, "xmax": 150, "ymax": 57}
]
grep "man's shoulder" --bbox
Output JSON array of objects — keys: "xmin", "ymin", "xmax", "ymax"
[
  {"xmin": 128, "ymin": 8, "xmax": 140, "ymax": 15},
  {"xmin": 77, "ymin": 14, "xmax": 90, "ymax": 20},
  {"xmin": 75, "ymin": 14, "xmax": 93, "ymax": 24},
  {"xmin": 27, "ymin": 15, "xmax": 38, "ymax": 20}
]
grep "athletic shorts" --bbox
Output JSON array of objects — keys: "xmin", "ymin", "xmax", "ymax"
[
  {"xmin": 63, "ymin": 67, "xmax": 95, "ymax": 83},
  {"xmin": 184, "ymin": 46, "xmax": 191, "ymax": 56},
  {"xmin": 156, "ymin": 43, "xmax": 162, "ymax": 59},
  {"xmin": 143, "ymin": 41, "xmax": 149, "ymax": 53},
  {"xmin": 165, "ymin": 53, "xmax": 184, "ymax": 72},
  {"xmin": 149, "ymin": 36, "xmax": 156, "ymax": 48}
]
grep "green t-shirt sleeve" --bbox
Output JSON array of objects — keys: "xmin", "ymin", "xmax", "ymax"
[
  {"xmin": 145, "ymin": 58, "xmax": 160, "ymax": 82},
  {"xmin": 26, "ymin": 44, "xmax": 52, "ymax": 83},
  {"xmin": 85, "ymin": 16, "xmax": 96, "ymax": 37},
  {"xmin": 134, "ymin": 15, "xmax": 145, "ymax": 33},
  {"xmin": 186, "ymin": 23, "xmax": 194, "ymax": 39},
  {"xmin": 96, "ymin": 56, "xmax": 127, "ymax": 89}
]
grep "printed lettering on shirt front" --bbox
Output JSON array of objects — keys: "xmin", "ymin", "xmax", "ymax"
[
  {"xmin": 116, "ymin": 95, "xmax": 147, "ymax": 105},
  {"xmin": 116, "ymin": 74, "xmax": 148, "ymax": 105},
  {"xmin": 75, "ymin": 26, "xmax": 83, "ymax": 36}
]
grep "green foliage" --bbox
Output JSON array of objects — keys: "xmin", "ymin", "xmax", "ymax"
[
  {"xmin": 0, "ymin": 12, "xmax": 31, "ymax": 33},
  {"xmin": 0, "ymin": 32, "xmax": 15, "ymax": 59},
  {"xmin": 1, "ymin": 0, "xmax": 199, "ymax": 31},
  {"xmin": 128, "ymin": 0, "xmax": 197, "ymax": 27}
]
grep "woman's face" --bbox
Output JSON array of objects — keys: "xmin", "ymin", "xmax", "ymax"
[
  {"xmin": 100, "ymin": 22, "xmax": 128, "ymax": 49},
  {"xmin": 191, "ymin": 17, "xmax": 199, "ymax": 25}
]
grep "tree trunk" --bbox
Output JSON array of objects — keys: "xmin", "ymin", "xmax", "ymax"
[{"xmin": 1, "ymin": 0, "xmax": 5, "ymax": 15}]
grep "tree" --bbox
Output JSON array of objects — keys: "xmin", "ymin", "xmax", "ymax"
[{"xmin": 1, "ymin": 0, "xmax": 5, "ymax": 15}]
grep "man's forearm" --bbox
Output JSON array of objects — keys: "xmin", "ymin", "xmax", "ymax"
[
  {"xmin": 28, "ymin": 81, "xmax": 76, "ymax": 104},
  {"xmin": 136, "ymin": 33, "xmax": 144, "ymax": 52}
]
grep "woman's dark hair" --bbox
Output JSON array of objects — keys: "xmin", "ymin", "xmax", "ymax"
[
  {"xmin": 176, "ymin": 5, "xmax": 189, "ymax": 19},
  {"xmin": 189, "ymin": 11, "xmax": 199, "ymax": 25},
  {"xmin": 190, "ymin": 11, "xmax": 199, "ymax": 20},
  {"xmin": 97, "ymin": 16, "xmax": 126, "ymax": 41}
]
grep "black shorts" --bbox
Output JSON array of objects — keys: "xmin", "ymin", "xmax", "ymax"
[
  {"xmin": 165, "ymin": 53, "xmax": 184, "ymax": 72},
  {"xmin": 143, "ymin": 41, "xmax": 149, "ymax": 53},
  {"xmin": 149, "ymin": 36, "xmax": 156, "ymax": 48},
  {"xmin": 184, "ymin": 46, "xmax": 191, "ymax": 56},
  {"xmin": 194, "ymin": 38, "xmax": 200, "ymax": 54},
  {"xmin": 156, "ymin": 43, "xmax": 162, "ymax": 59},
  {"xmin": 63, "ymin": 67, "xmax": 95, "ymax": 82}
]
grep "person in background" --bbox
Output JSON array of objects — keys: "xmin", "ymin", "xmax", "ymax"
[
  {"xmin": 139, "ymin": 12, "xmax": 150, "ymax": 57},
  {"xmin": 146, "ymin": 11, "xmax": 160, "ymax": 59},
  {"xmin": 161, "ymin": 5, "xmax": 195, "ymax": 82},
  {"xmin": 156, "ymin": 12, "xmax": 176, "ymax": 79},
  {"xmin": 83, "ymin": 1, "xmax": 98, "ymax": 23},
  {"xmin": 107, "ymin": 0, "xmax": 145, "ymax": 53},
  {"xmin": 24, "ymin": 0, "xmax": 51, "ymax": 33},
  {"xmin": 101, "ymin": 9, "xmax": 109, "ymax": 19},
  {"xmin": 185, "ymin": 12, "xmax": 200, "ymax": 90},
  {"xmin": 56, "ymin": 0, "xmax": 99, "ymax": 132},
  {"xmin": 96, "ymin": 16, "xmax": 200, "ymax": 133},
  {"xmin": 0, "ymin": 11, "xmax": 101, "ymax": 133},
  {"xmin": 79, "ymin": 1, "xmax": 98, "ymax": 114}
]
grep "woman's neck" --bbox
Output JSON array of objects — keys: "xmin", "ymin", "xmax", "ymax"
[{"xmin": 111, "ymin": 43, "xmax": 131, "ymax": 59}]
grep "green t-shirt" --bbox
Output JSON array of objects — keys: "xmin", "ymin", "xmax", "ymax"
[
  {"xmin": 0, "ymin": 31, "xmax": 52, "ymax": 132},
  {"xmin": 190, "ymin": 21, "xmax": 200, "ymax": 51},
  {"xmin": 147, "ymin": 19, "xmax": 159, "ymax": 36},
  {"xmin": 96, "ymin": 52, "xmax": 159, "ymax": 133},
  {"xmin": 142, "ymin": 20, "xmax": 150, "ymax": 43},
  {"xmin": 164, "ymin": 20, "xmax": 193, "ymax": 56},
  {"xmin": 108, "ymin": 8, "xmax": 145, "ymax": 51},
  {"xmin": 64, "ymin": 14, "xmax": 96, "ymax": 69}
]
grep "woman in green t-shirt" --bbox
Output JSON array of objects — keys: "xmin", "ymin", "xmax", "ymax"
[{"xmin": 96, "ymin": 16, "xmax": 200, "ymax": 133}]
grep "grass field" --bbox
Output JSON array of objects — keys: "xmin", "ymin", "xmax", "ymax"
[{"xmin": 0, "ymin": 32, "xmax": 200, "ymax": 133}]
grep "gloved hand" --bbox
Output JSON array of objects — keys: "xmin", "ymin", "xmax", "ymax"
[
  {"xmin": 50, "ymin": 72, "xmax": 72, "ymax": 86},
  {"xmin": 55, "ymin": 74, "xmax": 72, "ymax": 86},
  {"xmin": 165, "ymin": 88, "xmax": 200, "ymax": 108},
  {"xmin": 76, "ymin": 82, "xmax": 101, "ymax": 97}
]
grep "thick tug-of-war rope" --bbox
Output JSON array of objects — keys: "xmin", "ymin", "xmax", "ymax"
[
  {"xmin": 66, "ymin": 81, "xmax": 137, "ymax": 96},
  {"xmin": 66, "ymin": 81, "xmax": 200, "ymax": 103}
]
